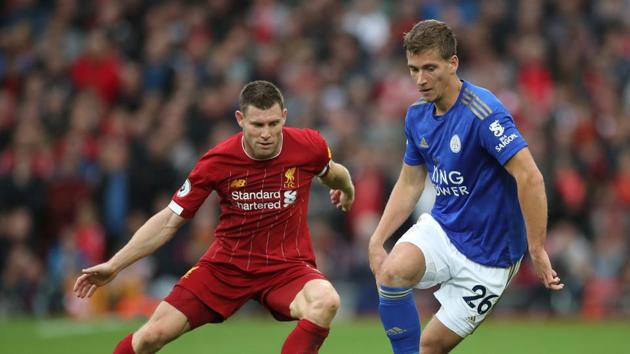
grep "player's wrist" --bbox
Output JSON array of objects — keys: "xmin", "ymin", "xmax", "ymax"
[
  {"xmin": 368, "ymin": 235, "xmax": 386, "ymax": 248},
  {"xmin": 106, "ymin": 259, "xmax": 124, "ymax": 274},
  {"xmin": 344, "ymin": 185, "xmax": 355, "ymax": 199},
  {"xmin": 527, "ymin": 246, "xmax": 546, "ymax": 256}
]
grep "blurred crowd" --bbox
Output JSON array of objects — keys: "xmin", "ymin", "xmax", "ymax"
[{"xmin": 0, "ymin": 0, "xmax": 629, "ymax": 320}]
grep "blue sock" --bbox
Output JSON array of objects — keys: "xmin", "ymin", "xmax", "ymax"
[{"xmin": 378, "ymin": 285, "xmax": 420, "ymax": 354}]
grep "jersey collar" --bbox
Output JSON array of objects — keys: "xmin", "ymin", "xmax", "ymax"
[{"xmin": 240, "ymin": 132, "xmax": 284, "ymax": 161}]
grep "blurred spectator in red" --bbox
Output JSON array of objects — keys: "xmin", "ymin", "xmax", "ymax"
[
  {"xmin": 613, "ymin": 148, "xmax": 630, "ymax": 207},
  {"xmin": 71, "ymin": 29, "xmax": 121, "ymax": 104}
]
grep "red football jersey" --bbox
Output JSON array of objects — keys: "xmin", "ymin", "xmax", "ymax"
[{"xmin": 169, "ymin": 127, "xmax": 331, "ymax": 273}]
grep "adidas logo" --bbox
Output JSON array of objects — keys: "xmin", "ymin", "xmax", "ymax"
[
  {"xmin": 385, "ymin": 327, "xmax": 407, "ymax": 336},
  {"xmin": 420, "ymin": 137, "xmax": 429, "ymax": 148}
]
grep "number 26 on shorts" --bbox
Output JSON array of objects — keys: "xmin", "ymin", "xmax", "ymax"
[{"xmin": 462, "ymin": 284, "xmax": 498, "ymax": 315}]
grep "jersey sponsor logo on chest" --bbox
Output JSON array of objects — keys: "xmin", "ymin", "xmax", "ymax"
[
  {"xmin": 229, "ymin": 167, "xmax": 300, "ymax": 211},
  {"xmin": 231, "ymin": 189, "xmax": 299, "ymax": 211},
  {"xmin": 431, "ymin": 166, "xmax": 469, "ymax": 197}
]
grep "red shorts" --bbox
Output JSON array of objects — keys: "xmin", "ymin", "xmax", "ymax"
[{"xmin": 164, "ymin": 262, "xmax": 326, "ymax": 329}]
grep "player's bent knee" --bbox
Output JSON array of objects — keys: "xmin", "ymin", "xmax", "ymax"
[
  {"xmin": 306, "ymin": 286, "xmax": 340, "ymax": 325},
  {"xmin": 134, "ymin": 324, "xmax": 175, "ymax": 352},
  {"xmin": 312, "ymin": 287, "xmax": 340, "ymax": 315},
  {"xmin": 379, "ymin": 259, "xmax": 418, "ymax": 288},
  {"xmin": 420, "ymin": 335, "xmax": 447, "ymax": 354}
]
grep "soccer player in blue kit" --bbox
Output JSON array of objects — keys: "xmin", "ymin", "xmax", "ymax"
[{"xmin": 368, "ymin": 20, "xmax": 564, "ymax": 354}]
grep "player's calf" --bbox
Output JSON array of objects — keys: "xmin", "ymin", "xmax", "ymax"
[
  {"xmin": 378, "ymin": 285, "xmax": 421, "ymax": 354},
  {"xmin": 113, "ymin": 333, "xmax": 134, "ymax": 354}
]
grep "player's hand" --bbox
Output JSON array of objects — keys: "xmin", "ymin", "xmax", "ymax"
[
  {"xmin": 73, "ymin": 262, "xmax": 118, "ymax": 299},
  {"xmin": 529, "ymin": 248, "xmax": 564, "ymax": 291},
  {"xmin": 368, "ymin": 238, "xmax": 388, "ymax": 278},
  {"xmin": 329, "ymin": 189, "xmax": 354, "ymax": 212}
]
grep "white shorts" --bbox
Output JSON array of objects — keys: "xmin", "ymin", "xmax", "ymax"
[{"xmin": 396, "ymin": 213, "xmax": 521, "ymax": 337}]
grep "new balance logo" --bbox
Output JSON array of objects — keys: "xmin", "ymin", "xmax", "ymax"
[
  {"xmin": 420, "ymin": 137, "xmax": 429, "ymax": 148},
  {"xmin": 385, "ymin": 327, "xmax": 407, "ymax": 336}
]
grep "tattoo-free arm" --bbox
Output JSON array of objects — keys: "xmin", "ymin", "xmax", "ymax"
[
  {"xmin": 505, "ymin": 147, "xmax": 563, "ymax": 290},
  {"xmin": 319, "ymin": 161, "xmax": 355, "ymax": 212}
]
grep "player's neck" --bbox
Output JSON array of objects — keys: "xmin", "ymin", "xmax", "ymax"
[
  {"xmin": 241, "ymin": 133, "xmax": 284, "ymax": 161},
  {"xmin": 434, "ymin": 78, "xmax": 463, "ymax": 116}
]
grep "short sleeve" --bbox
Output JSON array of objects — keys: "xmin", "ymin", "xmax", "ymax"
[
  {"xmin": 304, "ymin": 129, "xmax": 332, "ymax": 177},
  {"xmin": 169, "ymin": 157, "xmax": 214, "ymax": 218},
  {"xmin": 478, "ymin": 112, "xmax": 528, "ymax": 165},
  {"xmin": 403, "ymin": 112, "xmax": 425, "ymax": 166}
]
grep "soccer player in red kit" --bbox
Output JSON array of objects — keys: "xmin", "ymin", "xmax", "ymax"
[{"xmin": 73, "ymin": 80, "xmax": 355, "ymax": 354}]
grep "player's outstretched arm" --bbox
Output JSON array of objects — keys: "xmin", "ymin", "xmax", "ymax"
[
  {"xmin": 368, "ymin": 163, "xmax": 426, "ymax": 278},
  {"xmin": 505, "ymin": 147, "xmax": 564, "ymax": 291},
  {"xmin": 319, "ymin": 160, "xmax": 355, "ymax": 212},
  {"xmin": 73, "ymin": 207, "xmax": 187, "ymax": 298}
]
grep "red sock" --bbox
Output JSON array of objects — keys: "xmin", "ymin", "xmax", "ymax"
[
  {"xmin": 113, "ymin": 333, "xmax": 135, "ymax": 354},
  {"xmin": 281, "ymin": 319, "xmax": 330, "ymax": 354}
]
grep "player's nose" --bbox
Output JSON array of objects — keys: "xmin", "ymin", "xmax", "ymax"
[
  {"xmin": 260, "ymin": 126, "xmax": 271, "ymax": 139},
  {"xmin": 416, "ymin": 71, "xmax": 427, "ymax": 86}
]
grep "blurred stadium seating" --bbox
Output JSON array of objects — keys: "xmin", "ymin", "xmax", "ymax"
[{"xmin": 0, "ymin": 0, "xmax": 628, "ymax": 321}]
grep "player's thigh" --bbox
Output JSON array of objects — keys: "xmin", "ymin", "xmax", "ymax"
[
  {"xmin": 392, "ymin": 213, "xmax": 451, "ymax": 288},
  {"xmin": 164, "ymin": 284, "xmax": 223, "ymax": 329},
  {"xmin": 433, "ymin": 258, "xmax": 521, "ymax": 337},
  {"xmin": 259, "ymin": 264, "xmax": 327, "ymax": 321},
  {"xmin": 173, "ymin": 263, "xmax": 251, "ymax": 324}
]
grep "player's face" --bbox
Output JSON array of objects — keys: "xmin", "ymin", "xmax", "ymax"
[
  {"xmin": 407, "ymin": 49, "xmax": 458, "ymax": 103},
  {"xmin": 236, "ymin": 103, "xmax": 287, "ymax": 159}
]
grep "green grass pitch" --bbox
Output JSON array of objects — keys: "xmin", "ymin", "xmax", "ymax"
[{"xmin": 1, "ymin": 316, "xmax": 628, "ymax": 354}]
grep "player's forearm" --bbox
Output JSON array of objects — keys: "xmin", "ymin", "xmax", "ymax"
[
  {"xmin": 371, "ymin": 179, "xmax": 424, "ymax": 245},
  {"xmin": 516, "ymin": 171, "xmax": 548, "ymax": 253},
  {"xmin": 109, "ymin": 208, "xmax": 182, "ymax": 272},
  {"xmin": 320, "ymin": 162, "xmax": 354, "ymax": 197}
]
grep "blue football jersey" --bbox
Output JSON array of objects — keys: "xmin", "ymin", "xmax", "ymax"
[{"xmin": 403, "ymin": 80, "xmax": 528, "ymax": 267}]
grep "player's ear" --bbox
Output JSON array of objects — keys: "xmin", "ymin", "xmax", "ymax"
[
  {"xmin": 235, "ymin": 110, "xmax": 245, "ymax": 128},
  {"xmin": 449, "ymin": 55, "xmax": 459, "ymax": 74},
  {"xmin": 281, "ymin": 108, "xmax": 288, "ymax": 123}
]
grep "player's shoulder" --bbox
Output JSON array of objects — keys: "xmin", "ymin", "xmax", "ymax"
[
  {"xmin": 460, "ymin": 81, "xmax": 508, "ymax": 121},
  {"xmin": 406, "ymin": 98, "xmax": 432, "ymax": 122},
  {"xmin": 199, "ymin": 132, "xmax": 242, "ymax": 162},
  {"xmin": 283, "ymin": 126, "xmax": 326, "ymax": 145},
  {"xmin": 408, "ymin": 98, "xmax": 432, "ymax": 113}
]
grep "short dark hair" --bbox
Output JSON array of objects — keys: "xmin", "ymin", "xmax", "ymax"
[
  {"xmin": 239, "ymin": 80, "xmax": 285, "ymax": 114},
  {"xmin": 403, "ymin": 19, "xmax": 457, "ymax": 59}
]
